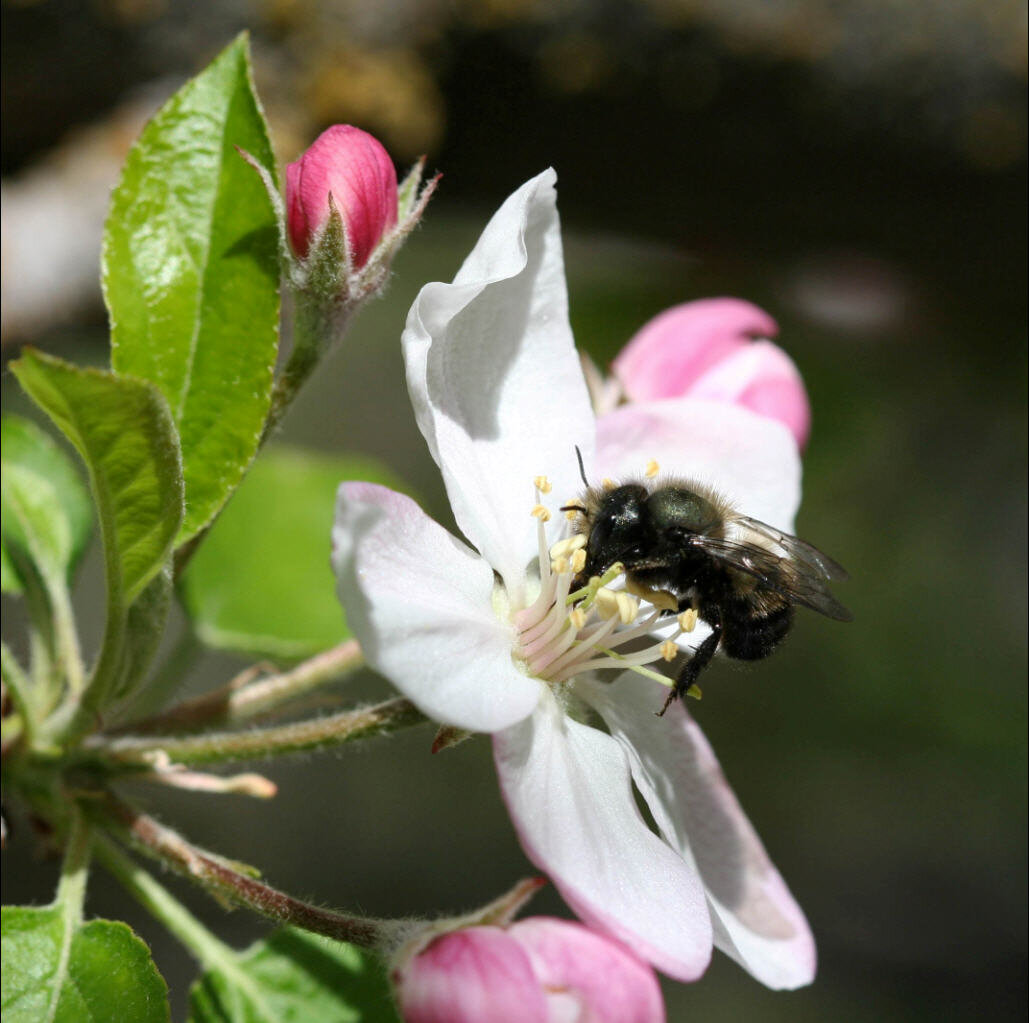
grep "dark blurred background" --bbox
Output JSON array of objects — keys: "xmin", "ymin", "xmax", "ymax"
[{"xmin": 2, "ymin": 1, "xmax": 1026, "ymax": 1020}]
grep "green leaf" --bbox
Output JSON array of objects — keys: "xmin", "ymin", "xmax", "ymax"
[
  {"xmin": 1, "ymin": 415, "xmax": 92, "ymax": 594},
  {"xmin": 104, "ymin": 33, "xmax": 280, "ymax": 544},
  {"xmin": 188, "ymin": 928, "xmax": 400, "ymax": 1023},
  {"xmin": 180, "ymin": 447, "xmax": 405, "ymax": 660},
  {"xmin": 1, "ymin": 465, "xmax": 73, "ymax": 597},
  {"xmin": 10, "ymin": 349, "xmax": 184, "ymax": 609},
  {"xmin": 1, "ymin": 908, "xmax": 170, "ymax": 1023},
  {"xmin": 113, "ymin": 565, "xmax": 173, "ymax": 701}
]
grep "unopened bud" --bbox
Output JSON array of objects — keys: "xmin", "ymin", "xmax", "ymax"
[
  {"xmin": 286, "ymin": 125, "xmax": 398, "ymax": 268},
  {"xmin": 612, "ymin": 298, "xmax": 811, "ymax": 449}
]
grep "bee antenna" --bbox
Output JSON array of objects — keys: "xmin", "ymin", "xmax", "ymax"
[{"xmin": 574, "ymin": 445, "xmax": 590, "ymax": 489}]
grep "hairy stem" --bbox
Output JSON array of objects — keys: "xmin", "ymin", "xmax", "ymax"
[
  {"xmin": 55, "ymin": 804, "xmax": 91, "ymax": 915},
  {"xmin": 262, "ymin": 299, "xmax": 352, "ymax": 444},
  {"xmin": 93, "ymin": 696, "xmax": 426, "ymax": 766},
  {"xmin": 2, "ymin": 641, "xmax": 35, "ymax": 747},
  {"xmin": 50, "ymin": 581, "xmax": 85, "ymax": 696},
  {"xmin": 92, "ymin": 792, "xmax": 400, "ymax": 949},
  {"xmin": 44, "ymin": 807, "xmax": 91, "ymax": 1023},
  {"xmin": 121, "ymin": 640, "xmax": 364, "ymax": 735},
  {"xmin": 93, "ymin": 834, "xmax": 241, "ymax": 969}
]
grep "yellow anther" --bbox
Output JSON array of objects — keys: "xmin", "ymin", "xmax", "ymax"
[
  {"xmin": 678, "ymin": 609, "xmax": 699, "ymax": 633},
  {"xmin": 645, "ymin": 459, "xmax": 660, "ymax": 478},
  {"xmin": 551, "ymin": 556, "xmax": 570, "ymax": 575},
  {"xmin": 615, "ymin": 591, "xmax": 639, "ymax": 625},
  {"xmin": 601, "ymin": 478, "xmax": 617, "ymax": 491},
  {"xmin": 530, "ymin": 504, "xmax": 552, "ymax": 522},
  {"xmin": 570, "ymin": 548, "xmax": 587, "ymax": 573},
  {"xmin": 569, "ymin": 608, "xmax": 587, "ymax": 630},
  {"xmin": 564, "ymin": 508, "xmax": 580, "ymax": 521},
  {"xmin": 661, "ymin": 639, "xmax": 678, "ymax": 662},
  {"xmin": 550, "ymin": 535, "xmax": 586, "ymax": 560},
  {"xmin": 594, "ymin": 587, "xmax": 620, "ymax": 620},
  {"xmin": 534, "ymin": 475, "xmax": 553, "ymax": 494}
]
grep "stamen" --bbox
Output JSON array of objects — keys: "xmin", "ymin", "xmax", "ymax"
[
  {"xmin": 568, "ymin": 563, "xmax": 624, "ymax": 607},
  {"xmin": 645, "ymin": 459, "xmax": 660, "ymax": 478},
  {"xmin": 678, "ymin": 609, "xmax": 698, "ymax": 633},
  {"xmin": 594, "ymin": 587, "xmax": 620, "ymax": 620},
  {"xmin": 615, "ymin": 591, "xmax": 639, "ymax": 625},
  {"xmin": 549, "ymin": 535, "xmax": 586, "ymax": 560},
  {"xmin": 596, "ymin": 607, "xmax": 665, "ymax": 650},
  {"xmin": 544, "ymin": 614, "xmax": 621, "ymax": 677},
  {"xmin": 564, "ymin": 508, "xmax": 580, "ymax": 521},
  {"xmin": 660, "ymin": 639, "xmax": 678, "ymax": 661},
  {"xmin": 534, "ymin": 475, "xmax": 553, "ymax": 494},
  {"xmin": 511, "ymin": 513, "xmax": 682, "ymax": 693}
]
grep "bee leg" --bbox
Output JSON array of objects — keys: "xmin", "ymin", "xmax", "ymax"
[{"xmin": 658, "ymin": 623, "xmax": 722, "ymax": 717}]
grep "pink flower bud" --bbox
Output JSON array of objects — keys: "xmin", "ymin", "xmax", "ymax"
[
  {"xmin": 395, "ymin": 918, "xmax": 664, "ymax": 1023},
  {"xmin": 612, "ymin": 298, "xmax": 811, "ymax": 448},
  {"xmin": 286, "ymin": 125, "xmax": 398, "ymax": 267}
]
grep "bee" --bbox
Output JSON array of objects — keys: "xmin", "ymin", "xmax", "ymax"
[{"xmin": 563, "ymin": 464, "xmax": 851, "ymax": 715}]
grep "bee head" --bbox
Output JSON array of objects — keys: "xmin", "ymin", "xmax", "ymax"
[{"xmin": 583, "ymin": 483, "xmax": 650, "ymax": 576}]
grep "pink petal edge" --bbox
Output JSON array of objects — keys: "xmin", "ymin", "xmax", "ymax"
[{"xmin": 612, "ymin": 298, "xmax": 778, "ymax": 402}]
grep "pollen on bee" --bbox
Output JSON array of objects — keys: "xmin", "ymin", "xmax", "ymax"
[
  {"xmin": 645, "ymin": 459, "xmax": 660, "ymax": 478},
  {"xmin": 678, "ymin": 609, "xmax": 698, "ymax": 633},
  {"xmin": 530, "ymin": 504, "xmax": 551, "ymax": 522},
  {"xmin": 534, "ymin": 475, "xmax": 553, "ymax": 494},
  {"xmin": 564, "ymin": 508, "xmax": 580, "ymax": 521},
  {"xmin": 601, "ymin": 478, "xmax": 617, "ymax": 491},
  {"xmin": 660, "ymin": 639, "xmax": 678, "ymax": 662}
]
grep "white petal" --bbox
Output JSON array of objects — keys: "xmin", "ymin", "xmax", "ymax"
[
  {"xmin": 332, "ymin": 482, "xmax": 541, "ymax": 732},
  {"xmin": 492, "ymin": 689, "xmax": 712, "ymax": 981},
  {"xmin": 403, "ymin": 170, "xmax": 595, "ymax": 599},
  {"xmin": 595, "ymin": 399, "xmax": 800, "ymax": 531},
  {"xmin": 579, "ymin": 673, "xmax": 816, "ymax": 989}
]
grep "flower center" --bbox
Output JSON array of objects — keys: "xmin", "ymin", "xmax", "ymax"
[{"xmin": 511, "ymin": 476, "xmax": 691, "ymax": 687}]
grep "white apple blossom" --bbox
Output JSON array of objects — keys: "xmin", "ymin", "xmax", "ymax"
[{"xmin": 332, "ymin": 170, "xmax": 816, "ymax": 988}]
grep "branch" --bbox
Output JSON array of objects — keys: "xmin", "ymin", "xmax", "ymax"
[
  {"xmin": 91, "ymin": 696, "xmax": 427, "ymax": 767},
  {"xmin": 90, "ymin": 792, "xmax": 402, "ymax": 950},
  {"xmin": 119, "ymin": 640, "xmax": 363, "ymax": 735}
]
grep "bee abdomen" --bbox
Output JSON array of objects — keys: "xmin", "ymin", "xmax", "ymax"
[{"xmin": 721, "ymin": 605, "xmax": 793, "ymax": 661}]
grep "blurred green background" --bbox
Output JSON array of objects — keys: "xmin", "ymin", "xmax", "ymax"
[{"xmin": 2, "ymin": 1, "xmax": 1025, "ymax": 1020}]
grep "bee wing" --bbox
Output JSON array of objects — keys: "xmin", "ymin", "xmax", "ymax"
[
  {"xmin": 687, "ymin": 531, "xmax": 853, "ymax": 622},
  {"xmin": 731, "ymin": 515, "xmax": 850, "ymax": 582}
]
